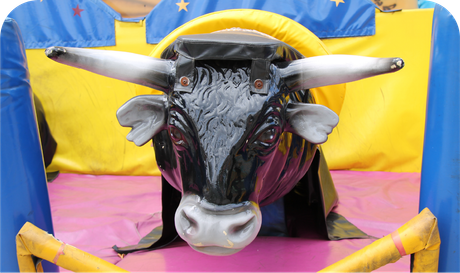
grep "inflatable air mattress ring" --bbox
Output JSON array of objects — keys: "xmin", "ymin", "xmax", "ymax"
[{"xmin": 136, "ymin": 9, "xmax": 346, "ymax": 116}]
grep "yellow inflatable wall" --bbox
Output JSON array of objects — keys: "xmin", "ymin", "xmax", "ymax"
[
  {"xmin": 26, "ymin": 8, "xmax": 433, "ymax": 175},
  {"xmin": 322, "ymin": 9, "xmax": 433, "ymax": 172},
  {"xmin": 27, "ymin": 20, "xmax": 160, "ymax": 175}
]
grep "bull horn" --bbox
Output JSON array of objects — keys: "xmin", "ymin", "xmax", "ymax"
[
  {"xmin": 279, "ymin": 55, "xmax": 404, "ymax": 92},
  {"xmin": 45, "ymin": 46, "xmax": 174, "ymax": 93}
]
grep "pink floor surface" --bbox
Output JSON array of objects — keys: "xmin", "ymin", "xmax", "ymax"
[{"xmin": 48, "ymin": 171, "xmax": 421, "ymax": 272}]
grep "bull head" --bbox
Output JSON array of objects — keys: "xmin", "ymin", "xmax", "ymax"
[{"xmin": 45, "ymin": 31, "xmax": 403, "ymax": 256}]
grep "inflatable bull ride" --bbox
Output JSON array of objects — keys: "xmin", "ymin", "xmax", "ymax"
[{"xmin": 45, "ymin": 30, "xmax": 403, "ymax": 256}]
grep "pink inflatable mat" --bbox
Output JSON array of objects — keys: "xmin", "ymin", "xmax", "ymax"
[{"xmin": 48, "ymin": 171, "xmax": 421, "ymax": 272}]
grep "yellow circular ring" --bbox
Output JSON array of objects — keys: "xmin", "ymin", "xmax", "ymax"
[{"xmin": 137, "ymin": 9, "xmax": 345, "ymax": 115}]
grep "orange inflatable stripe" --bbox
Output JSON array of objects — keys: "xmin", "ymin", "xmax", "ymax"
[{"xmin": 391, "ymin": 230, "xmax": 407, "ymax": 256}]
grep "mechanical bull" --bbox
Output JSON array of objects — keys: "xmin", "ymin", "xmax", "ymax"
[{"xmin": 45, "ymin": 30, "xmax": 404, "ymax": 256}]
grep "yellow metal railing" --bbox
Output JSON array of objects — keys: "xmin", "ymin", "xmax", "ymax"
[
  {"xmin": 17, "ymin": 208, "xmax": 439, "ymax": 272},
  {"xmin": 319, "ymin": 208, "xmax": 440, "ymax": 272},
  {"xmin": 16, "ymin": 222, "xmax": 128, "ymax": 272}
]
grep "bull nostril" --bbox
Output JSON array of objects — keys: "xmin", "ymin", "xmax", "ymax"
[
  {"xmin": 229, "ymin": 215, "xmax": 256, "ymax": 239},
  {"xmin": 180, "ymin": 210, "xmax": 198, "ymax": 236}
]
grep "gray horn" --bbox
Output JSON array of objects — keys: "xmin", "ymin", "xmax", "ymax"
[
  {"xmin": 45, "ymin": 46, "xmax": 174, "ymax": 93},
  {"xmin": 279, "ymin": 55, "xmax": 404, "ymax": 92}
]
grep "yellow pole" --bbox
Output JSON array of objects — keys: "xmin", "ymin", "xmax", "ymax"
[
  {"xmin": 319, "ymin": 208, "xmax": 440, "ymax": 272},
  {"xmin": 16, "ymin": 222, "xmax": 129, "ymax": 272}
]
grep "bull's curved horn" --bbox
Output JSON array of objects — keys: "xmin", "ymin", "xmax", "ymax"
[
  {"xmin": 45, "ymin": 46, "xmax": 174, "ymax": 93},
  {"xmin": 279, "ymin": 55, "xmax": 404, "ymax": 92}
]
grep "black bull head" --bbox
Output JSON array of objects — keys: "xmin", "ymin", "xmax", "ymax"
[{"xmin": 45, "ymin": 31, "xmax": 403, "ymax": 256}]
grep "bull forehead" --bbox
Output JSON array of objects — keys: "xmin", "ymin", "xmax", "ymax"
[
  {"xmin": 174, "ymin": 63, "xmax": 273, "ymax": 180},
  {"xmin": 187, "ymin": 66, "xmax": 268, "ymax": 155}
]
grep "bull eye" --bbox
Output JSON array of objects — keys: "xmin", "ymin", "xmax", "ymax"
[
  {"xmin": 180, "ymin": 76, "xmax": 190, "ymax": 87},
  {"xmin": 257, "ymin": 128, "xmax": 278, "ymax": 146},
  {"xmin": 169, "ymin": 127, "xmax": 184, "ymax": 145},
  {"xmin": 254, "ymin": 79, "xmax": 263, "ymax": 89}
]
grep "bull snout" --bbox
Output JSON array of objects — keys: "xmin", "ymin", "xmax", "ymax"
[{"xmin": 174, "ymin": 194, "xmax": 262, "ymax": 256}]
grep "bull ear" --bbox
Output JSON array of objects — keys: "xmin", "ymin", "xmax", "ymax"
[
  {"xmin": 286, "ymin": 103, "xmax": 339, "ymax": 144},
  {"xmin": 117, "ymin": 95, "xmax": 167, "ymax": 146}
]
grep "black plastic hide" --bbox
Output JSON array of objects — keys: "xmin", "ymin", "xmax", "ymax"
[
  {"xmin": 33, "ymin": 94, "xmax": 58, "ymax": 181},
  {"xmin": 114, "ymin": 32, "xmax": 368, "ymax": 254}
]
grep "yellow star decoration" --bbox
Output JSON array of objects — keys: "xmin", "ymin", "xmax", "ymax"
[
  {"xmin": 331, "ymin": 0, "xmax": 345, "ymax": 7},
  {"xmin": 176, "ymin": 0, "xmax": 190, "ymax": 12}
]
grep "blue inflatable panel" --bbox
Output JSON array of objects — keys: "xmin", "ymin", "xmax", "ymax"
[
  {"xmin": 8, "ymin": 0, "xmax": 116, "ymax": 49},
  {"xmin": 419, "ymin": 5, "xmax": 460, "ymax": 272},
  {"xmin": 0, "ymin": 18, "xmax": 57, "ymax": 272},
  {"xmin": 418, "ymin": 0, "xmax": 436, "ymax": 9},
  {"xmin": 9, "ymin": 0, "xmax": 376, "ymax": 49},
  {"xmin": 145, "ymin": 0, "xmax": 376, "ymax": 44},
  {"xmin": 259, "ymin": 198, "xmax": 288, "ymax": 237}
]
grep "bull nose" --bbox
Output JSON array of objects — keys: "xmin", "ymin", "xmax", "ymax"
[
  {"xmin": 179, "ymin": 205, "xmax": 257, "ymax": 239},
  {"xmin": 175, "ymin": 194, "xmax": 262, "ymax": 256}
]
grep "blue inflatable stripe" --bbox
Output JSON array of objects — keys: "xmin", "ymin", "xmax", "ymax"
[
  {"xmin": 419, "ymin": 5, "xmax": 460, "ymax": 272},
  {"xmin": 0, "ymin": 17, "xmax": 57, "ymax": 272},
  {"xmin": 8, "ymin": 0, "xmax": 376, "ymax": 49},
  {"xmin": 145, "ymin": 0, "xmax": 376, "ymax": 44},
  {"xmin": 8, "ymin": 0, "xmax": 116, "ymax": 49}
]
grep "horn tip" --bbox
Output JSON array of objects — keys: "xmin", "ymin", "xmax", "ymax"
[
  {"xmin": 45, "ymin": 46, "xmax": 66, "ymax": 60},
  {"xmin": 390, "ymin": 58, "xmax": 405, "ymax": 71}
]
